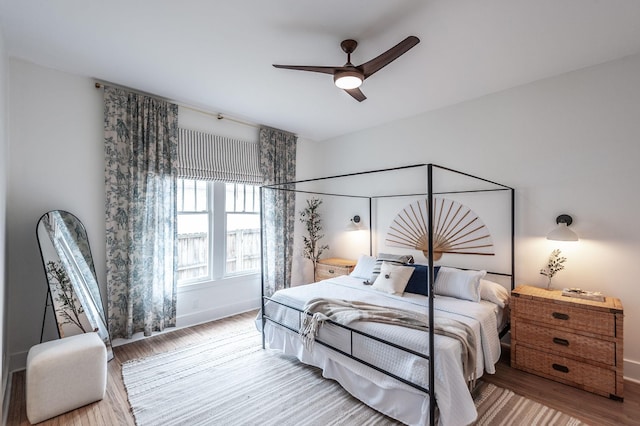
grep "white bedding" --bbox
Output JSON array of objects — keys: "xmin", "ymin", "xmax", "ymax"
[{"xmin": 259, "ymin": 275, "xmax": 503, "ymax": 426}]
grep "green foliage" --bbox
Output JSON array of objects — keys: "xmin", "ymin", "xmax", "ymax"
[
  {"xmin": 46, "ymin": 261, "xmax": 87, "ymax": 333},
  {"xmin": 540, "ymin": 249, "xmax": 567, "ymax": 288},
  {"xmin": 299, "ymin": 198, "xmax": 329, "ymax": 265}
]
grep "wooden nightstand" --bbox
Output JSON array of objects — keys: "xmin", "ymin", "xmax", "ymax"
[
  {"xmin": 510, "ymin": 285, "xmax": 624, "ymax": 400},
  {"xmin": 315, "ymin": 258, "xmax": 356, "ymax": 281}
]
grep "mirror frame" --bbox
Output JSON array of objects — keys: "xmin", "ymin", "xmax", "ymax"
[{"xmin": 36, "ymin": 210, "xmax": 113, "ymax": 360}]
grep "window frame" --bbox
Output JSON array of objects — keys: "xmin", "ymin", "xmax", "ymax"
[{"xmin": 177, "ymin": 179, "xmax": 261, "ymax": 287}]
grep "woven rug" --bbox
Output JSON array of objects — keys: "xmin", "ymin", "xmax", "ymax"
[{"xmin": 122, "ymin": 328, "xmax": 588, "ymax": 426}]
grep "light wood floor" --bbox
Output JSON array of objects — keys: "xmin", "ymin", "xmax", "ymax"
[{"xmin": 6, "ymin": 310, "xmax": 640, "ymax": 425}]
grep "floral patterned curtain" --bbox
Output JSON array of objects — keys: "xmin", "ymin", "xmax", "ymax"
[
  {"xmin": 104, "ymin": 86, "xmax": 178, "ymax": 339},
  {"xmin": 259, "ymin": 126, "xmax": 296, "ymax": 296}
]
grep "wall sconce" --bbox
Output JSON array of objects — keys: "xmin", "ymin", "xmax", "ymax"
[
  {"xmin": 546, "ymin": 214, "xmax": 579, "ymax": 241},
  {"xmin": 347, "ymin": 215, "xmax": 363, "ymax": 231}
]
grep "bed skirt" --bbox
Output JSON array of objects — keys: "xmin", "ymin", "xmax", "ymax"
[{"xmin": 262, "ymin": 321, "xmax": 440, "ymax": 426}]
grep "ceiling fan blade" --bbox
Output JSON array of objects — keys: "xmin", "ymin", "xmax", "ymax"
[
  {"xmin": 359, "ymin": 36, "xmax": 420, "ymax": 79},
  {"xmin": 344, "ymin": 88, "xmax": 367, "ymax": 102},
  {"xmin": 272, "ymin": 64, "xmax": 340, "ymax": 75}
]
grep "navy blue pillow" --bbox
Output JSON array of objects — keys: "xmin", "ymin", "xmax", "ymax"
[{"xmin": 404, "ymin": 265, "xmax": 440, "ymax": 296}]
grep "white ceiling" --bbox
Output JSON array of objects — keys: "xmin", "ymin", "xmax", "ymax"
[{"xmin": 2, "ymin": 0, "xmax": 640, "ymax": 141}]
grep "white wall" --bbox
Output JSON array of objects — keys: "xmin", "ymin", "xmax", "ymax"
[
  {"xmin": 6, "ymin": 59, "xmax": 105, "ymax": 371},
  {"xmin": 0, "ymin": 24, "xmax": 9, "ymax": 421},
  {"xmin": 5, "ymin": 59, "xmax": 273, "ymax": 370},
  {"xmin": 297, "ymin": 53, "xmax": 640, "ymax": 382}
]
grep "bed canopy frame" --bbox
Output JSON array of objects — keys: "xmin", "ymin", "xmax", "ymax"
[{"xmin": 260, "ymin": 163, "xmax": 515, "ymax": 425}]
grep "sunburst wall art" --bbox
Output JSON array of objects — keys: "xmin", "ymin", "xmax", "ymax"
[{"xmin": 385, "ymin": 198, "xmax": 494, "ymax": 260}]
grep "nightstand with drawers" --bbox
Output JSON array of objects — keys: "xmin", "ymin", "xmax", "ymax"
[
  {"xmin": 510, "ymin": 285, "xmax": 624, "ymax": 400},
  {"xmin": 315, "ymin": 258, "xmax": 356, "ymax": 281}
]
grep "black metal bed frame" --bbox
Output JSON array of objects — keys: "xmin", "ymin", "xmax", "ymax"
[
  {"xmin": 260, "ymin": 163, "xmax": 515, "ymax": 426},
  {"xmin": 262, "ymin": 297, "xmax": 432, "ymax": 393}
]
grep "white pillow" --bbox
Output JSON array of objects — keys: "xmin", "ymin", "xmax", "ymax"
[
  {"xmin": 434, "ymin": 267, "xmax": 486, "ymax": 302},
  {"xmin": 350, "ymin": 254, "xmax": 377, "ymax": 280},
  {"xmin": 369, "ymin": 252, "xmax": 414, "ymax": 283},
  {"xmin": 479, "ymin": 279, "xmax": 510, "ymax": 308},
  {"xmin": 371, "ymin": 262, "xmax": 415, "ymax": 295}
]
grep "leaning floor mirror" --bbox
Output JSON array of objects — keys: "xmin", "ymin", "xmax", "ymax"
[{"xmin": 36, "ymin": 210, "xmax": 113, "ymax": 360}]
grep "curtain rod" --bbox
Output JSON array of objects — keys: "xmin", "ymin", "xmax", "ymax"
[{"xmin": 94, "ymin": 81, "xmax": 259, "ymax": 129}]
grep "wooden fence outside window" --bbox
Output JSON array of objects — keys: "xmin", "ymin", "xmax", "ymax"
[{"xmin": 177, "ymin": 229, "xmax": 260, "ymax": 281}]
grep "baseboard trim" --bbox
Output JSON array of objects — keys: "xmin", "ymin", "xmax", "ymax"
[
  {"xmin": 624, "ymin": 358, "xmax": 640, "ymax": 384},
  {"xmin": 7, "ymin": 351, "xmax": 27, "ymax": 377},
  {"xmin": 2, "ymin": 367, "xmax": 11, "ymax": 426},
  {"xmin": 176, "ymin": 300, "xmax": 259, "ymax": 329},
  {"xmin": 110, "ymin": 302, "xmax": 260, "ymax": 347}
]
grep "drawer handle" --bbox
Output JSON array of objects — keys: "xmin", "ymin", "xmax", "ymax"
[
  {"xmin": 552, "ymin": 312, "xmax": 570, "ymax": 320},
  {"xmin": 552, "ymin": 337, "xmax": 570, "ymax": 346},
  {"xmin": 328, "ymin": 269, "xmax": 335, "ymax": 274},
  {"xmin": 552, "ymin": 363, "xmax": 570, "ymax": 374}
]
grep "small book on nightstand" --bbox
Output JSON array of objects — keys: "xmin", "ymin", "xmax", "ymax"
[{"xmin": 561, "ymin": 287, "xmax": 605, "ymax": 302}]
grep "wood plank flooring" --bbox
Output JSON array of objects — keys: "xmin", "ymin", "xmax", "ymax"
[
  {"xmin": 482, "ymin": 345, "xmax": 640, "ymax": 425},
  {"xmin": 6, "ymin": 310, "xmax": 639, "ymax": 425}
]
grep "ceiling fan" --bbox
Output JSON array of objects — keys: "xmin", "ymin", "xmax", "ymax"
[{"xmin": 273, "ymin": 36, "xmax": 420, "ymax": 102}]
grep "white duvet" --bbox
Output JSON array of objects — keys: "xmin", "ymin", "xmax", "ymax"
[{"xmin": 260, "ymin": 275, "xmax": 503, "ymax": 426}]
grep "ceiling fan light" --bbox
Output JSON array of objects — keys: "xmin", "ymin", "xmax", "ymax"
[{"xmin": 334, "ymin": 70, "xmax": 363, "ymax": 89}]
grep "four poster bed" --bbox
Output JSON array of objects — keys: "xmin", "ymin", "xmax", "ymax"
[{"xmin": 259, "ymin": 164, "xmax": 514, "ymax": 426}]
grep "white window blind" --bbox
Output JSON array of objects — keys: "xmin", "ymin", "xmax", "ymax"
[{"xmin": 178, "ymin": 128, "xmax": 262, "ymax": 184}]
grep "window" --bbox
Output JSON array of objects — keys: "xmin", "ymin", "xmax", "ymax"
[
  {"xmin": 225, "ymin": 183, "xmax": 261, "ymax": 274},
  {"xmin": 177, "ymin": 179, "xmax": 209, "ymax": 282},
  {"xmin": 177, "ymin": 179, "xmax": 261, "ymax": 284}
]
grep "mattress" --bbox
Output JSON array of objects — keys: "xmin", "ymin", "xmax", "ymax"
[{"xmin": 259, "ymin": 275, "xmax": 503, "ymax": 426}]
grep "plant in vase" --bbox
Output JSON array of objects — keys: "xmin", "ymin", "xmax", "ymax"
[
  {"xmin": 539, "ymin": 249, "xmax": 567, "ymax": 289},
  {"xmin": 299, "ymin": 198, "xmax": 329, "ymax": 281}
]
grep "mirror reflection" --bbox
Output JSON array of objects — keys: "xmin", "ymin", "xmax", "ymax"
[{"xmin": 36, "ymin": 210, "xmax": 113, "ymax": 360}]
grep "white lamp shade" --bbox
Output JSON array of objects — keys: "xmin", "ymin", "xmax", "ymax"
[{"xmin": 547, "ymin": 223, "xmax": 579, "ymax": 241}]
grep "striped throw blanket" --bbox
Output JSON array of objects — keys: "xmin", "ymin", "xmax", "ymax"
[{"xmin": 300, "ymin": 298, "xmax": 477, "ymax": 386}]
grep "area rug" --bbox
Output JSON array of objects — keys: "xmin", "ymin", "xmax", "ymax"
[{"xmin": 122, "ymin": 328, "xmax": 588, "ymax": 426}]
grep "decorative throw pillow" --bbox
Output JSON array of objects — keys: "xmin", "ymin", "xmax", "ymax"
[
  {"xmin": 479, "ymin": 279, "xmax": 510, "ymax": 308},
  {"xmin": 434, "ymin": 267, "xmax": 486, "ymax": 302},
  {"xmin": 350, "ymin": 254, "xmax": 377, "ymax": 280},
  {"xmin": 371, "ymin": 262, "xmax": 415, "ymax": 295},
  {"xmin": 368, "ymin": 253, "xmax": 414, "ymax": 284},
  {"xmin": 404, "ymin": 264, "xmax": 441, "ymax": 296}
]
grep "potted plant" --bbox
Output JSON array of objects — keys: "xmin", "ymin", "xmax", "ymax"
[
  {"xmin": 299, "ymin": 198, "xmax": 329, "ymax": 281},
  {"xmin": 540, "ymin": 249, "xmax": 567, "ymax": 289}
]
